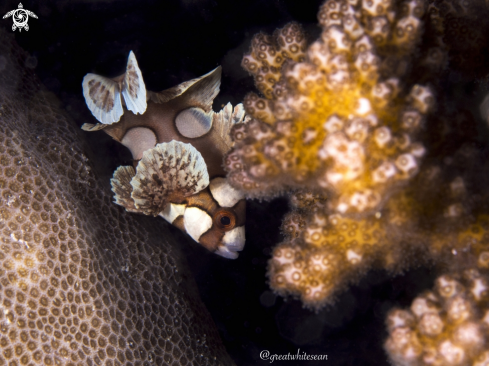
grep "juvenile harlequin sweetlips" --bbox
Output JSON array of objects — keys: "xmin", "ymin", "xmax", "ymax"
[{"xmin": 82, "ymin": 51, "xmax": 249, "ymax": 259}]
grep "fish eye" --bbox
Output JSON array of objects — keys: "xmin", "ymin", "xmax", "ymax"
[
  {"xmin": 220, "ymin": 216, "xmax": 231, "ymax": 226},
  {"xmin": 214, "ymin": 210, "xmax": 236, "ymax": 231}
]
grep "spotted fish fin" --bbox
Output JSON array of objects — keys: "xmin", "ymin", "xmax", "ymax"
[
  {"xmin": 82, "ymin": 51, "xmax": 146, "ymax": 126},
  {"xmin": 121, "ymin": 51, "xmax": 147, "ymax": 116},
  {"xmin": 212, "ymin": 103, "xmax": 251, "ymax": 150},
  {"xmin": 150, "ymin": 66, "xmax": 221, "ymax": 112},
  {"xmin": 130, "ymin": 141, "xmax": 209, "ymax": 216},
  {"xmin": 111, "ymin": 166, "xmax": 140, "ymax": 213},
  {"xmin": 82, "ymin": 73, "xmax": 123, "ymax": 125}
]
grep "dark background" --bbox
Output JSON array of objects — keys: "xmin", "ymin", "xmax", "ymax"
[{"xmin": 0, "ymin": 1, "xmax": 441, "ymax": 365}]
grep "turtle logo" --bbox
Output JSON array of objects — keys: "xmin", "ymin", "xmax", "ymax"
[{"xmin": 3, "ymin": 3, "xmax": 37, "ymax": 32}]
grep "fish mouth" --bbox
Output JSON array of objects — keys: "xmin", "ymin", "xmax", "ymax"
[{"xmin": 215, "ymin": 226, "xmax": 245, "ymax": 259}]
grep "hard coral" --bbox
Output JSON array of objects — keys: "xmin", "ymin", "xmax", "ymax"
[
  {"xmin": 269, "ymin": 201, "xmax": 394, "ymax": 308},
  {"xmin": 266, "ymin": 151, "xmax": 489, "ymax": 309},
  {"xmin": 225, "ymin": 0, "xmax": 434, "ymax": 217},
  {"xmin": 0, "ymin": 30, "xmax": 233, "ymax": 365},
  {"xmin": 226, "ymin": 0, "xmax": 489, "ymax": 313},
  {"xmin": 385, "ymin": 270, "xmax": 489, "ymax": 366},
  {"xmin": 225, "ymin": 0, "xmax": 442, "ymax": 309},
  {"xmin": 428, "ymin": 0, "xmax": 489, "ymax": 78}
]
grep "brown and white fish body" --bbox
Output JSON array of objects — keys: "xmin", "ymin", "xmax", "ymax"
[{"xmin": 82, "ymin": 51, "xmax": 248, "ymax": 259}]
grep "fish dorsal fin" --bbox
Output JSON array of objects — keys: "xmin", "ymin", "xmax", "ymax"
[
  {"xmin": 130, "ymin": 141, "xmax": 209, "ymax": 215},
  {"xmin": 82, "ymin": 51, "xmax": 147, "ymax": 125},
  {"xmin": 111, "ymin": 165, "xmax": 140, "ymax": 213},
  {"xmin": 150, "ymin": 66, "xmax": 221, "ymax": 111},
  {"xmin": 121, "ymin": 51, "xmax": 147, "ymax": 116},
  {"xmin": 175, "ymin": 107, "xmax": 214, "ymax": 138},
  {"xmin": 212, "ymin": 103, "xmax": 250, "ymax": 150},
  {"xmin": 82, "ymin": 73, "xmax": 123, "ymax": 125}
]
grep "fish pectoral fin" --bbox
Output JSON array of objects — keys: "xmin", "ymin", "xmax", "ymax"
[
  {"xmin": 130, "ymin": 140, "xmax": 210, "ymax": 216},
  {"xmin": 121, "ymin": 51, "xmax": 147, "ymax": 116},
  {"xmin": 150, "ymin": 66, "xmax": 221, "ymax": 111},
  {"xmin": 111, "ymin": 165, "xmax": 140, "ymax": 213},
  {"xmin": 82, "ymin": 73, "xmax": 123, "ymax": 125}
]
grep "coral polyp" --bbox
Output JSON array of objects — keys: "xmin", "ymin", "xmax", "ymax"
[
  {"xmin": 227, "ymin": 0, "xmax": 489, "ymax": 321},
  {"xmin": 226, "ymin": 0, "xmax": 433, "ymax": 216},
  {"xmin": 385, "ymin": 270, "xmax": 489, "ymax": 366},
  {"xmin": 224, "ymin": 0, "xmax": 441, "ymax": 310},
  {"xmin": 270, "ymin": 208, "xmax": 393, "ymax": 307},
  {"xmin": 241, "ymin": 22, "xmax": 307, "ymax": 101}
]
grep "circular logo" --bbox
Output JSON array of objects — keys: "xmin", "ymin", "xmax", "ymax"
[
  {"xmin": 3, "ymin": 4, "xmax": 38, "ymax": 32},
  {"xmin": 12, "ymin": 9, "xmax": 29, "ymax": 29}
]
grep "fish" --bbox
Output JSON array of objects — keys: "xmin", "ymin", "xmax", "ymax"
[{"xmin": 81, "ymin": 51, "xmax": 249, "ymax": 259}]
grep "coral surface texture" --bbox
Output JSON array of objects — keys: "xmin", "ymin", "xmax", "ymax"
[{"xmin": 0, "ymin": 30, "xmax": 233, "ymax": 366}]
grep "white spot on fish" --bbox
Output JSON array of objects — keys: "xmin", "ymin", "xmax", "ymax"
[{"xmin": 184, "ymin": 207, "xmax": 212, "ymax": 242}]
